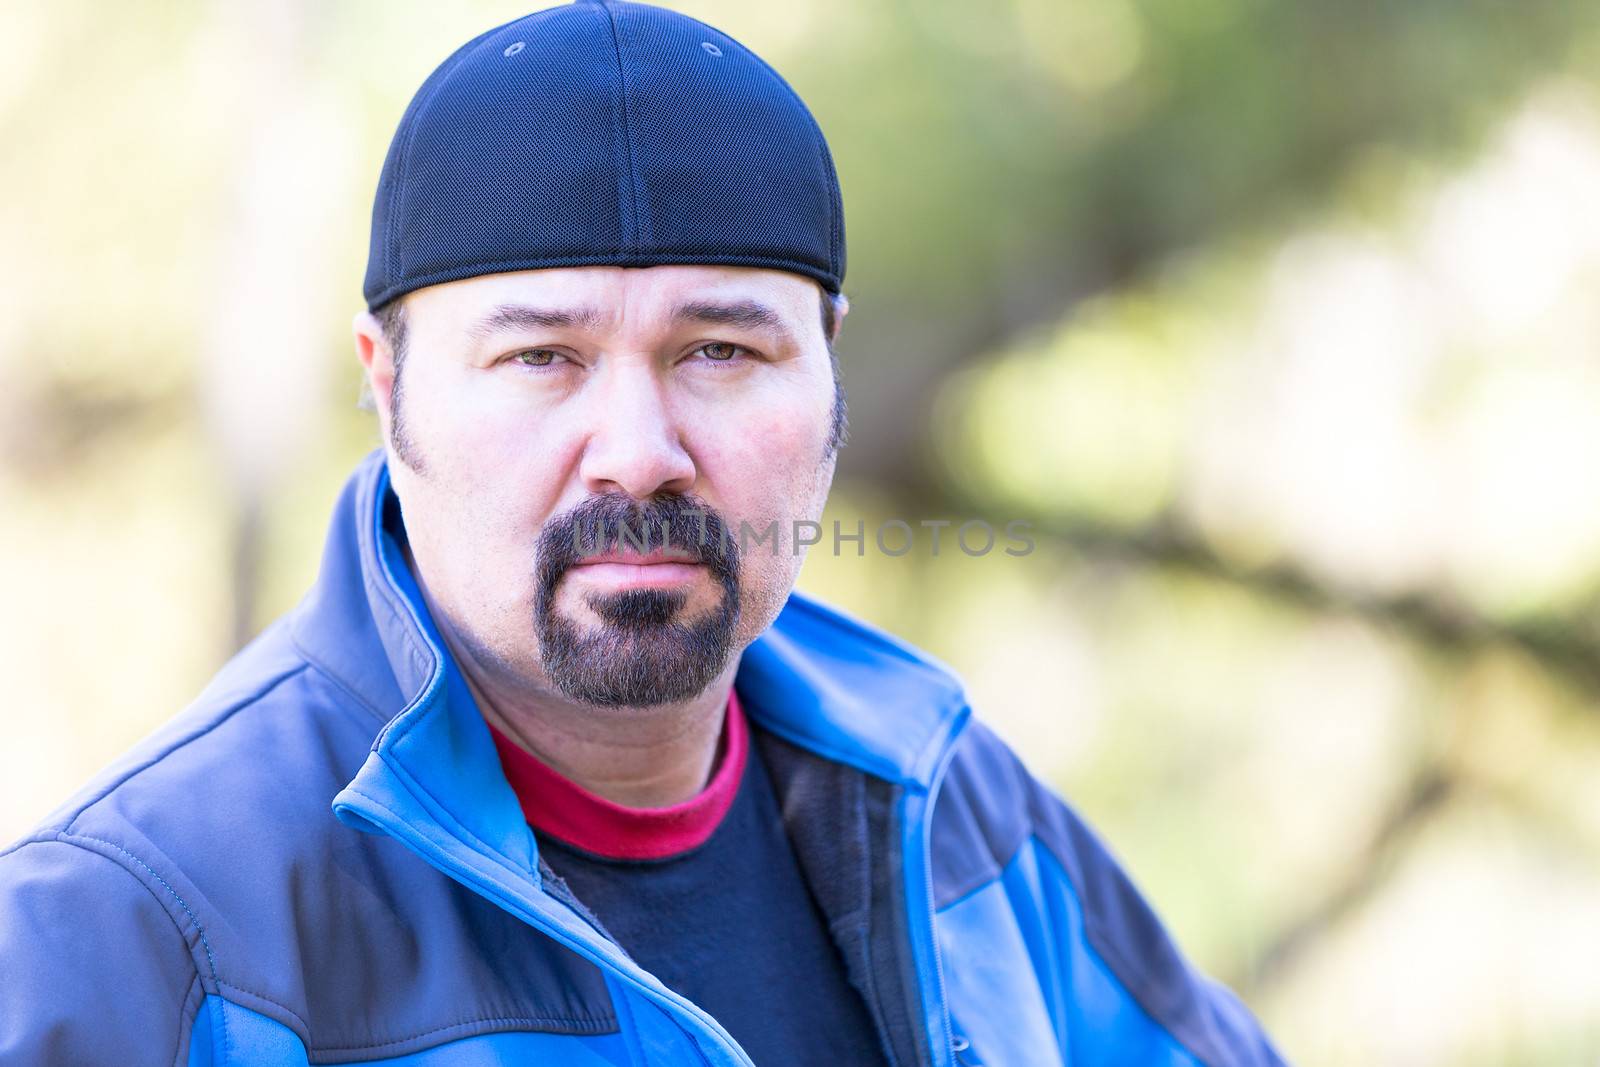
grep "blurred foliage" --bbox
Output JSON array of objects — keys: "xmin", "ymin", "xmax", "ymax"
[{"xmin": 5, "ymin": 1, "xmax": 1600, "ymax": 1064}]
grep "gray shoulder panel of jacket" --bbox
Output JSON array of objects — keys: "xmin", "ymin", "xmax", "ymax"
[
  {"xmin": 5, "ymin": 624, "xmax": 618, "ymax": 1062},
  {"xmin": 929, "ymin": 716, "xmax": 1035, "ymax": 908},
  {"xmin": 0, "ymin": 835, "xmax": 203, "ymax": 1067},
  {"xmin": 930, "ymin": 716, "xmax": 1288, "ymax": 1067}
]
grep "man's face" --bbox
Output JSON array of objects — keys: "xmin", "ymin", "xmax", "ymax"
[{"xmin": 360, "ymin": 265, "xmax": 842, "ymax": 708}]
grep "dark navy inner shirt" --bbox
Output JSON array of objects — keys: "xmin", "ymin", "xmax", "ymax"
[{"xmin": 526, "ymin": 719, "xmax": 887, "ymax": 1065}]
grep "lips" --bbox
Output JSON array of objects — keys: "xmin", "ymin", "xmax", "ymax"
[
  {"xmin": 568, "ymin": 547, "xmax": 707, "ymax": 591},
  {"xmin": 535, "ymin": 491, "xmax": 739, "ymax": 611},
  {"xmin": 574, "ymin": 549, "xmax": 700, "ymax": 566}
]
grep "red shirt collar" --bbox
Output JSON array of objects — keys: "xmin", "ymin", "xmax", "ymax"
[{"xmin": 487, "ymin": 688, "xmax": 749, "ymax": 861}]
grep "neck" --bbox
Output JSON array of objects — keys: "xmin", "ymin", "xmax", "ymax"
[
  {"xmin": 407, "ymin": 548, "xmax": 734, "ymax": 809},
  {"xmin": 467, "ymin": 659, "xmax": 735, "ymax": 809}
]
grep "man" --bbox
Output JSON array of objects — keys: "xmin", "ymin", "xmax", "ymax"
[{"xmin": 0, "ymin": 2, "xmax": 1286, "ymax": 1064}]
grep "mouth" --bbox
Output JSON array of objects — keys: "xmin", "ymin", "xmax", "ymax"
[{"xmin": 569, "ymin": 549, "xmax": 707, "ymax": 590}]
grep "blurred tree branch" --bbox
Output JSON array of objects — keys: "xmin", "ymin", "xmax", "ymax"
[
  {"xmin": 1236, "ymin": 765, "xmax": 1456, "ymax": 996},
  {"xmin": 1008, "ymin": 506, "xmax": 1600, "ymax": 693},
  {"xmin": 934, "ymin": 497, "xmax": 1600, "ymax": 996}
]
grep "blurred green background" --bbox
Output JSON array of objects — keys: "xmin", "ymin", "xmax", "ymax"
[{"xmin": 5, "ymin": 1, "xmax": 1600, "ymax": 1063}]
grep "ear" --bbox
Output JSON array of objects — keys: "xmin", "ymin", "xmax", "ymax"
[
  {"xmin": 353, "ymin": 308, "xmax": 396, "ymax": 429},
  {"xmin": 828, "ymin": 291, "xmax": 850, "ymax": 346}
]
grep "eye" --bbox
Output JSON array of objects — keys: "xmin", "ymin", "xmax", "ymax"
[
  {"xmin": 510, "ymin": 348, "xmax": 564, "ymax": 368},
  {"xmin": 693, "ymin": 342, "xmax": 749, "ymax": 363}
]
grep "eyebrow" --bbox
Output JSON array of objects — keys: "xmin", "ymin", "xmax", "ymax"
[
  {"xmin": 672, "ymin": 300, "xmax": 806, "ymax": 355},
  {"xmin": 465, "ymin": 298, "xmax": 800, "ymax": 347},
  {"xmin": 467, "ymin": 303, "xmax": 609, "ymax": 341},
  {"xmin": 671, "ymin": 299, "xmax": 798, "ymax": 347},
  {"xmin": 672, "ymin": 299, "xmax": 783, "ymax": 330}
]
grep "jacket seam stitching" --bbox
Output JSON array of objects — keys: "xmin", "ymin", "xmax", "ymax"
[
  {"xmin": 65, "ymin": 849, "xmax": 316, "ymax": 1058},
  {"xmin": 214, "ymin": 980, "xmax": 313, "ymax": 1038},
  {"xmin": 60, "ymin": 833, "xmax": 219, "ymax": 982},
  {"xmin": 47, "ymin": 834, "xmax": 222, "ymax": 1057},
  {"xmin": 309, "ymin": 1013, "xmax": 617, "ymax": 1056},
  {"xmin": 173, "ymin": 971, "xmax": 204, "ymax": 1067}
]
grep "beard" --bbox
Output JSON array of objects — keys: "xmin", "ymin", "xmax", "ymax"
[{"xmin": 532, "ymin": 492, "xmax": 742, "ymax": 707}]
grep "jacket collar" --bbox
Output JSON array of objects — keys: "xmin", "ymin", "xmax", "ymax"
[
  {"xmin": 293, "ymin": 450, "xmax": 970, "ymax": 866},
  {"xmin": 293, "ymin": 450, "xmax": 969, "ymax": 1065}
]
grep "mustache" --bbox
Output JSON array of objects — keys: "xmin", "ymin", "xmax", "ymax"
[
  {"xmin": 534, "ymin": 492, "xmax": 740, "ymax": 599},
  {"xmin": 530, "ymin": 492, "xmax": 745, "ymax": 706}
]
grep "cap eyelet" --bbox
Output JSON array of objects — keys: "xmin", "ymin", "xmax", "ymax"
[
  {"xmin": 503, "ymin": 41, "xmax": 525, "ymax": 58},
  {"xmin": 701, "ymin": 41, "xmax": 723, "ymax": 57}
]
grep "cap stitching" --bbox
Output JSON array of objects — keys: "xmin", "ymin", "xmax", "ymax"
[{"xmin": 597, "ymin": 1, "xmax": 646, "ymax": 253}]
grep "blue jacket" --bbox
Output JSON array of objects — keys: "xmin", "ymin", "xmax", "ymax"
[{"xmin": 0, "ymin": 450, "xmax": 1287, "ymax": 1066}]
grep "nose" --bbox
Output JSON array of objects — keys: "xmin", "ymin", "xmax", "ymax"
[{"xmin": 577, "ymin": 365, "xmax": 697, "ymax": 500}]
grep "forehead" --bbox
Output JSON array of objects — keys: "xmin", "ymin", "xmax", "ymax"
[{"xmin": 404, "ymin": 264, "xmax": 820, "ymax": 336}]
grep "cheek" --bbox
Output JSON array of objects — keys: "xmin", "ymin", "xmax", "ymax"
[
  {"xmin": 401, "ymin": 402, "xmax": 575, "ymax": 641},
  {"xmin": 407, "ymin": 480, "xmax": 531, "ymax": 623},
  {"xmin": 429, "ymin": 393, "xmax": 545, "ymax": 484},
  {"xmin": 729, "ymin": 523, "xmax": 809, "ymax": 648},
  {"xmin": 418, "ymin": 382, "xmax": 580, "ymax": 534},
  {"xmin": 695, "ymin": 399, "xmax": 829, "ymax": 497},
  {"xmin": 690, "ymin": 405, "xmax": 832, "ymax": 631}
]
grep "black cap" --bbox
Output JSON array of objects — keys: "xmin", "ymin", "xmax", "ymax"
[{"xmin": 363, "ymin": 0, "xmax": 847, "ymax": 310}]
